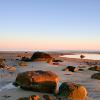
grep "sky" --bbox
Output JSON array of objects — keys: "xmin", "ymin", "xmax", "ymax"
[{"xmin": 0, "ymin": 0, "xmax": 100, "ymax": 51}]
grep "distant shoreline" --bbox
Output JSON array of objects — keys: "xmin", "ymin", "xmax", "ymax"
[{"xmin": 0, "ymin": 50, "xmax": 100, "ymax": 53}]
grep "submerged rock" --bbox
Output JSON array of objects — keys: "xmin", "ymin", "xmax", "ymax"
[
  {"xmin": 13, "ymin": 70, "xmax": 59, "ymax": 94},
  {"xmin": 91, "ymin": 73, "xmax": 100, "ymax": 80},
  {"xmin": 58, "ymin": 82, "xmax": 87, "ymax": 100}
]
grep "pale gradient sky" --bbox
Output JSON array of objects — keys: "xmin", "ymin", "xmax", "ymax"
[{"xmin": 0, "ymin": 0, "xmax": 100, "ymax": 51}]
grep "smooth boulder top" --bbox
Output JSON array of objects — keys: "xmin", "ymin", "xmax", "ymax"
[
  {"xmin": 16, "ymin": 70, "xmax": 58, "ymax": 82},
  {"xmin": 14, "ymin": 70, "xmax": 59, "ymax": 86},
  {"xmin": 31, "ymin": 52, "xmax": 52, "ymax": 61}
]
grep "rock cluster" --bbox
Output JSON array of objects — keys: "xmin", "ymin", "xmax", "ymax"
[{"xmin": 14, "ymin": 70, "xmax": 88, "ymax": 100}]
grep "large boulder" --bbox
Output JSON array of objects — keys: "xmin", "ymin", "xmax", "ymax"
[
  {"xmin": 58, "ymin": 82, "xmax": 87, "ymax": 100},
  {"xmin": 63, "ymin": 66, "xmax": 78, "ymax": 72},
  {"xmin": 91, "ymin": 73, "xmax": 100, "ymax": 80},
  {"xmin": 31, "ymin": 52, "xmax": 52, "ymax": 62},
  {"xmin": 88, "ymin": 66, "xmax": 100, "ymax": 71},
  {"xmin": 13, "ymin": 70, "xmax": 59, "ymax": 94}
]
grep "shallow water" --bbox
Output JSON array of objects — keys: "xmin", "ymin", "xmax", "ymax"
[
  {"xmin": 0, "ymin": 83, "xmax": 17, "ymax": 92},
  {"xmin": 61, "ymin": 53, "xmax": 100, "ymax": 60}
]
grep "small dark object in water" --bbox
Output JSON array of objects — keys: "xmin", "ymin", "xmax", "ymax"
[
  {"xmin": 80, "ymin": 54, "xmax": 85, "ymax": 59},
  {"xmin": 63, "ymin": 66, "xmax": 78, "ymax": 72}
]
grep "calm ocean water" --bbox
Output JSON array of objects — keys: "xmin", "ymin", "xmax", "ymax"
[{"xmin": 62, "ymin": 53, "xmax": 100, "ymax": 60}]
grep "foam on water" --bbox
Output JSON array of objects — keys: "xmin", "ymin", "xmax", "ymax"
[{"xmin": 0, "ymin": 83, "xmax": 17, "ymax": 92}]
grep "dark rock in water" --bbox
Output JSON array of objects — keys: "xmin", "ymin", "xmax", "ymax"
[
  {"xmin": 91, "ymin": 73, "xmax": 100, "ymax": 80},
  {"xmin": 17, "ymin": 95, "xmax": 40, "ymax": 100},
  {"xmin": 63, "ymin": 66, "xmax": 78, "ymax": 72},
  {"xmin": 31, "ymin": 52, "xmax": 52, "ymax": 61},
  {"xmin": 88, "ymin": 66, "xmax": 100, "ymax": 71},
  {"xmin": 21, "ymin": 57, "xmax": 31, "ymax": 62},
  {"xmin": 52, "ymin": 59, "xmax": 63, "ymax": 62},
  {"xmin": 79, "ymin": 69, "xmax": 84, "ymax": 71},
  {"xmin": 43, "ymin": 95, "xmax": 52, "ymax": 100},
  {"xmin": 58, "ymin": 82, "xmax": 87, "ymax": 100},
  {"xmin": 13, "ymin": 70, "xmax": 59, "ymax": 94},
  {"xmin": 13, "ymin": 82, "xmax": 19, "ymax": 87},
  {"xmin": 80, "ymin": 54, "xmax": 85, "ymax": 59}
]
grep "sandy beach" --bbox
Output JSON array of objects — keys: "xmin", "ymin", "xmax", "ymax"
[{"xmin": 0, "ymin": 51, "xmax": 100, "ymax": 100}]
